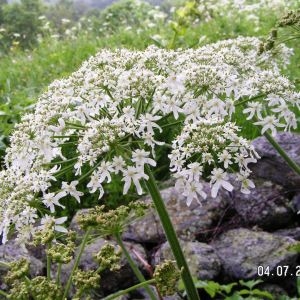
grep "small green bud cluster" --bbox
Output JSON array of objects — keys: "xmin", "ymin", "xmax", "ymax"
[
  {"xmin": 32, "ymin": 220, "xmax": 55, "ymax": 245},
  {"xmin": 278, "ymin": 9, "xmax": 300, "ymax": 27},
  {"xmin": 46, "ymin": 232, "xmax": 76, "ymax": 264},
  {"xmin": 259, "ymin": 9, "xmax": 300, "ymax": 54},
  {"xmin": 94, "ymin": 243, "xmax": 122, "ymax": 271},
  {"xmin": 78, "ymin": 200, "xmax": 151, "ymax": 235},
  {"xmin": 7, "ymin": 281, "xmax": 30, "ymax": 300},
  {"xmin": 72, "ymin": 269, "xmax": 100, "ymax": 299},
  {"xmin": 7, "ymin": 275, "xmax": 62, "ymax": 300},
  {"xmin": 5, "ymin": 258, "xmax": 29, "ymax": 285},
  {"xmin": 153, "ymin": 260, "xmax": 181, "ymax": 296},
  {"xmin": 30, "ymin": 276, "xmax": 62, "ymax": 300}
]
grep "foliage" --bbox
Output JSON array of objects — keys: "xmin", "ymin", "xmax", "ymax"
[
  {"xmin": 0, "ymin": 0, "xmax": 44, "ymax": 51},
  {"xmin": 88, "ymin": 0, "xmax": 167, "ymax": 35},
  {"xmin": 178, "ymin": 278, "xmax": 274, "ymax": 299}
]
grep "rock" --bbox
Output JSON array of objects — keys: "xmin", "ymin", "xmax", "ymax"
[
  {"xmin": 224, "ymin": 178, "xmax": 294, "ymax": 230},
  {"xmin": 123, "ymin": 184, "xmax": 228, "ymax": 243},
  {"xmin": 61, "ymin": 237, "xmax": 150, "ymax": 297},
  {"xmin": 0, "ymin": 240, "xmax": 44, "ymax": 289},
  {"xmin": 250, "ymin": 132, "xmax": 300, "ymax": 189},
  {"xmin": 291, "ymin": 193, "xmax": 300, "ymax": 213},
  {"xmin": 273, "ymin": 227, "xmax": 300, "ymax": 241},
  {"xmin": 153, "ymin": 240, "xmax": 221, "ymax": 280},
  {"xmin": 211, "ymin": 228, "xmax": 299, "ymax": 280}
]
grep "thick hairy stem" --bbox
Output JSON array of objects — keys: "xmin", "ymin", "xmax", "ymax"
[{"xmin": 144, "ymin": 165, "xmax": 200, "ymax": 300}]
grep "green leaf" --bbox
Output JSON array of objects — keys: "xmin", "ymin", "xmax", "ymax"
[
  {"xmin": 238, "ymin": 289, "xmax": 251, "ymax": 295},
  {"xmin": 203, "ymin": 281, "xmax": 221, "ymax": 298},
  {"xmin": 251, "ymin": 289, "xmax": 274, "ymax": 299},
  {"xmin": 239, "ymin": 279, "xmax": 263, "ymax": 290},
  {"xmin": 220, "ymin": 282, "xmax": 238, "ymax": 294},
  {"xmin": 225, "ymin": 292, "xmax": 243, "ymax": 300},
  {"xmin": 297, "ymin": 277, "xmax": 300, "ymax": 296}
]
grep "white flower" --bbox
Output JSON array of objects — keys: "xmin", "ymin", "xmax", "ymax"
[
  {"xmin": 181, "ymin": 162, "xmax": 203, "ymax": 182},
  {"xmin": 165, "ymin": 73, "xmax": 186, "ymax": 94},
  {"xmin": 122, "ymin": 166, "xmax": 149, "ymax": 195},
  {"xmin": 97, "ymin": 161, "xmax": 114, "ymax": 183},
  {"xmin": 242, "ymin": 102, "xmax": 262, "ymax": 120},
  {"xmin": 56, "ymin": 180, "xmax": 83, "ymax": 203},
  {"xmin": 40, "ymin": 215, "xmax": 68, "ymax": 233},
  {"xmin": 254, "ymin": 115, "xmax": 285, "ymax": 136},
  {"xmin": 49, "ymin": 118, "xmax": 66, "ymax": 133},
  {"xmin": 183, "ymin": 180, "xmax": 207, "ymax": 206},
  {"xmin": 234, "ymin": 153, "xmax": 257, "ymax": 170},
  {"xmin": 236, "ymin": 171, "xmax": 255, "ymax": 194},
  {"xmin": 132, "ymin": 149, "xmax": 156, "ymax": 169},
  {"xmin": 111, "ymin": 156, "xmax": 126, "ymax": 173},
  {"xmin": 87, "ymin": 172, "xmax": 104, "ymax": 199},
  {"xmin": 210, "ymin": 168, "xmax": 233, "ymax": 198},
  {"xmin": 218, "ymin": 150, "xmax": 233, "ymax": 169},
  {"xmin": 42, "ymin": 192, "xmax": 65, "ymax": 213}
]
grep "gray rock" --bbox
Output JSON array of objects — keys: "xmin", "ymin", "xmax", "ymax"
[
  {"xmin": 250, "ymin": 132, "xmax": 300, "ymax": 189},
  {"xmin": 291, "ymin": 193, "xmax": 300, "ymax": 213},
  {"xmin": 123, "ymin": 184, "xmax": 228, "ymax": 243},
  {"xmin": 61, "ymin": 237, "xmax": 150, "ymax": 296},
  {"xmin": 153, "ymin": 240, "xmax": 221, "ymax": 280},
  {"xmin": 211, "ymin": 228, "xmax": 299, "ymax": 280},
  {"xmin": 225, "ymin": 178, "xmax": 293, "ymax": 230},
  {"xmin": 273, "ymin": 227, "xmax": 300, "ymax": 241}
]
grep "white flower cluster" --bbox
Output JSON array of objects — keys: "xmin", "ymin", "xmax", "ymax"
[
  {"xmin": 195, "ymin": 0, "xmax": 298, "ymax": 28},
  {"xmin": 170, "ymin": 119, "xmax": 259, "ymax": 206},
  {"xmin": 1, "ymin": 37, "xmax": 299, "ymax": 243},
  {"xmin": 197, "ymin": 0, "xmax": 298, "ymax": 16}
]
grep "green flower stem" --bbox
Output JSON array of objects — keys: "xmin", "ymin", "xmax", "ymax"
[
  {"xmin": 46, "ymin": 246, "xmax": 51, "ymax": 279},
  {"xmin": 115, "ymin": 233, "xmax": 157, "ymax": 300},
  {"xmin": 263, "ymin": 130, "xmax": 300, "ymax": 175},
  {"xmin": 62, "ymin": 227, "xmax": 91, "ymax": 300},
  {"xmin": 144, "ymin": 165, "xmax": 200, "ymax": 300},
  {"xmin": 169, "ymin": 31, "xmax": 178, "ymax": 49},
  {"xmin": 57, "ymin": 263, "xmax": 62, "ymax": 285},
  {"xmin": 0, "ymin": 290, "xmax": 8, "ymax": 297},
  {"xmin": 103, "ymin": 278, "xmax": 156, "ymax": 300}
]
